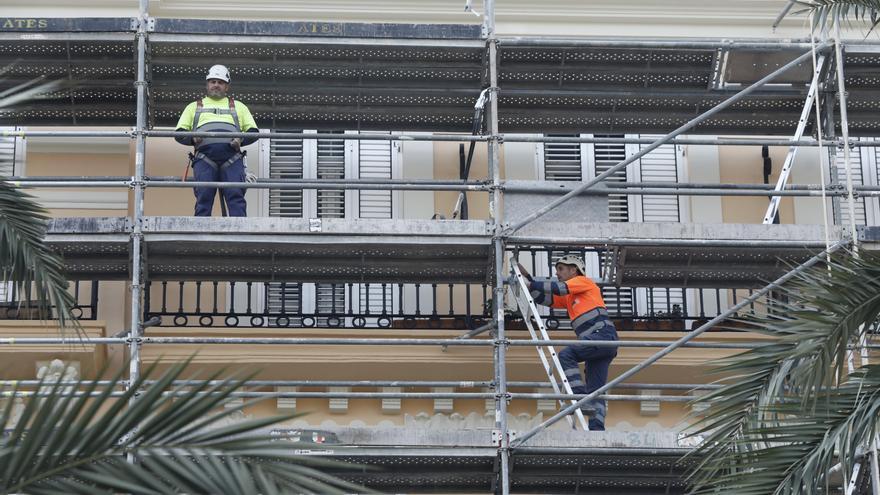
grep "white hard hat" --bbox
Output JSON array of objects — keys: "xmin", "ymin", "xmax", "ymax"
[
  {"xmin": 206, "ymin": 64, "xmax": 230, "ymax": 83},
  {"xmin": 556, "ymin": 255, "xmax": 586, "ymax": 275}
]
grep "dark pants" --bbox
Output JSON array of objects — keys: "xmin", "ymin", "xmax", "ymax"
[
  {"xmin": 558, "ymin": 320, "xmax": 618, "ymax": 431},
  {"xmin": 192, "ymin": 145, "xmax": 246, "ymax": 217}
]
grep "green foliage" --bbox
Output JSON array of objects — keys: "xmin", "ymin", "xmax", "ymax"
[
  {"xmin": 0, "ymin": 181, "xmax": 79, "ymax": 331},
  {"xmin": 790, "ymin": 0, "xmax": 880, "ymax": 35},
  {"xmin": 687, "ymin": 251, "xmax": 880, "ymax": 494},
  {"xmin": 0, "ymin": 359, "xmax": 371, "ymax": 494}
]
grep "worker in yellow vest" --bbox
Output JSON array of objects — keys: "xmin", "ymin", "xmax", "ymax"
[{"xmin": 175, "ymin": 65, "xmax": 259, "ymax": 216}]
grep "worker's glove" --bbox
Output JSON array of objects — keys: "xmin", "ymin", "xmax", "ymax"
[
  {"xmin": 192, "ymin": 137, "xmax": 203, "ymax": 147},
  {"xmin": 230, "ymin": 138, "xmax": 242, "ymax": 152},
  {"xmin": 505, "ymin": 274, "xmax": 518, "ymax": 287},
  {"xmin": 245, "ymin": 168, "xmax": 258, "ymax": 183}
]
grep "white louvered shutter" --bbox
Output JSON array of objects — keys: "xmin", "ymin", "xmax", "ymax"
[
  {"xmin": 358, "ymin": 135, "xmax": 393, "ymax": 219},
  {"xmin": 637, "ymin": 135, "xmax": 681, "ymax": 223},
  {"xmin": 592, "ymin": 135, "xmax": 630, "ymax": 223},
  {"xmin": 357, "ymin": 134, "xmax": 395, "ymax": 318},
  {"xmin": 636, "ymin": 135, "xmax": 684, "ymax": 317},
  {"xmin": 543, "ymin": 136, "xmax": 583, "ymax": 181},
  {"xmin": 0, "ymin": 128, "xmax": 22, "ymax": 302},
  {"xmin": 834, "ymin": 145, "xmax": 867, "ymax": 227},
  {"xmin": 591, "ymin": 135, "xmax": 634, "ymax": 316},
  {"xmin": 315, "ymin": 134, "xmax": 347, "ymax": 322},
  {"xmin": 266, "ymin": 132, "xmax": 304, "ymax": 319},
  {"xmin": 540, "ymin": 135, "xmax": 634, "ymax": 321}
]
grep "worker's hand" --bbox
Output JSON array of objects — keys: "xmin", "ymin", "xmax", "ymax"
[
  {"xmin": 192, "ymin": 137, "xmax": 203, "ymax": 147},
  {"xmin": 230, "ymin": 138, "xmax": 242, "ymax": 152},
  {"xmin": 517, "ymin": 263, "xmax": 533, "ymax": 281}
]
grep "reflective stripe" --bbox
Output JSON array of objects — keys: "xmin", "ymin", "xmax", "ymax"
[
  {"xmin": 571, "ymin": 307, "xmax": 609, "ymax": 331},
  {"xmin": 555, "ymin": 281, "xmax": 569, "ymax": 295},
  {"xmin": 192, "ymin": 97, "xmax": 241, "ymax": 140},
  {"xmin": 195, "ymin": 121, "xmax": 239, "ymax": 147},
  {"xmin": 563, "ymin": 368, "xmax": 581, "ymax": 377},
  {"xmin": 568, "ymin": 379, "xmax": 585, "ymax": 388},
  {"xmin": 575, "ymin": 320, "xmax": 607, "ymax": 338}
]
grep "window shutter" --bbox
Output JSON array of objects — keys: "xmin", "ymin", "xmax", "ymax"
[
  {"xmin": 637, "ymin": 135, "xmax": 680, "ymax": 223},
  {"xmin": 268, "ymin": 131, "xmax": 304, "ymax": 217},
  {"xmin": 593, "ymin": 135, "xmax": 629, "ymax": 223},
  {"xmin": 316, "ymin": 134, "xmax": 346, "ymax": 219},
  {"xmin": 357, "ymin": 134, "xmax": 394, "ymax": 318},
  {"xmin": 592, "ymin": 135, "xmax": 634, "ymax": 316},
  {"xmin": 543, "ymin": 135, "xmax": 582, "ymax": 181},
  {"xmin": 266, "ymin": 132, "xmax": 305, "ymax": 322},
  {"xmin": 834, "ymin": 145, "xmax": 867, "ymax": 226},
  {"xmin": 0, "ymin": 127, "xmax": 22, "ymax": 302},
  {"xmin": 635, "ymin": 135, "xmax": 684, "ymax": 316},
  {"xmin": 0, "ymin": 127, "xmax": 19, "ymax": 177},
  {"xmin": 358, "ymin": 134, "xmax": 393, "ymax": 219}
]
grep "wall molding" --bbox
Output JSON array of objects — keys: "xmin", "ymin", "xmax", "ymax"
[{"xmin": 30, "ymin": 190, "xmax": 128, "ymax": 210}]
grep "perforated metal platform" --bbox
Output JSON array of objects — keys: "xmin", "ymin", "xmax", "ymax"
[
  {"xmin": 3, "ymin": 18, "xmax": 880, "ymax": 134},
  {"xmin": 46, "ymin": 217, "xmax": 493, "ymax": 283},
  {"xmin": 268, "ymin": 427, "xmax": 694, "ymax": 494},
  {"xmin": 509, "ymin": 222, "xmax": 849, "ymax": 288},
  {"xmin": 47, "ymin": 217, "xmax": 848, "ymax": 288}
]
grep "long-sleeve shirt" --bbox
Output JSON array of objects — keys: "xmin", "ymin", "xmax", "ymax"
[{"xmin": 529, "ymin": 275, "xmax": 613, "ymax": 334}]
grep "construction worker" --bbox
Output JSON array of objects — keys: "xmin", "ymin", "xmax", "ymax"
[
  {"xmin": 175, "ymin": 64, "xmax": 259, "ymax": 217},
  {"xmin": 518, "ymin": 255, "xmax": 618, "ymax": 431}
]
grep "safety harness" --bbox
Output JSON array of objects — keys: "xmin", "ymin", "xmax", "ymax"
[{"xmin": 187, "ymin": 96, "xmax": 246, "ymax": 171}]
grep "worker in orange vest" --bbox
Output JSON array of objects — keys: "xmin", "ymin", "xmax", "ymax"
[{"xmin": 519, "ymin": 255, "xmax": 618, "ymax": 431}]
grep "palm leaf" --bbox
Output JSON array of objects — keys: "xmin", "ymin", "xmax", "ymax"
[
  {"xmin": 788, "ymin": 0, "xmax": 880, "ymax": 35},
  {"xmin": 687, "ymin": 251, "xmax": 880, "ymax": 494},
  {"xmin": 1, "ymin": 153, "xmax": 80, "ymax": 333},
  {"xmin": 0, "ymin": 65, "xmax": 76, "ymax": 332},
  {"xmin": 0, "ymin": 359, "xmax": 373, "ymax": 494}
]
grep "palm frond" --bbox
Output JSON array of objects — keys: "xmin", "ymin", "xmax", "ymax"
[
  {"xmin": 789, "ymin": 0, "xmax": 880, "ymax": 35},
  {"xmin": 687, "ymin": 251, "xmax": 880, "ymax": 494},
  {"xmin": 0, "ymin": 359, "xmax": 372, "ymax": 494},
  {"xmin": 0, "ymin": 181, "xmax": 80, "ymax": 331}
]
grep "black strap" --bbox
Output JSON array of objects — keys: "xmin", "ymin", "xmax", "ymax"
[{"xmin": 191, "ymin": 150, "xmax": 245, "ymax": 170}]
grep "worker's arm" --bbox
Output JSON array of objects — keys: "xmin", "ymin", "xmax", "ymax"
[
  {"xmin": 527, "ymin": 278, "xmax": 566, "ymax": 308},
  {"xmin": 236, "ymin": 102, "xmax": 260, "ymax": 146},
  {"xmin": 174, "ymin": 102, "xmax": 197, "ymax": 146}
]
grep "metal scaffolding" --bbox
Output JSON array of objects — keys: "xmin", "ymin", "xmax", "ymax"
[{"xmin": 2, "ymin": 4, "xmax": 879, "ymax": 494}]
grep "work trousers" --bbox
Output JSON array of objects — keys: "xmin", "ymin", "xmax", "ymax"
[
  {"xmin": 192, "ymin": 146, "xmax": 246, "ymax": 217},
  {"xmin": 557, "ymin": 317, "xmax": 618, "ymax": 431}
]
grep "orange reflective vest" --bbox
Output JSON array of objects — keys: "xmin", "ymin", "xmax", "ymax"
[{"xmin": 529, "ymin": 275, "xmax": 607, "ymax": 322}]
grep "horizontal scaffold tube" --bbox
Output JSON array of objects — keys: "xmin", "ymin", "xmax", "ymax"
[
  {"xmin": 0, "ymin": 336, "xmax": 775, "ymax": 348},
  {"xmin": 0, "ymin": 379, "xmax": 720, "ymax": 390},
  {"xmin": 0, "ymin": 390, "xmax": 695, "ymax": 402},
  {"xmin": 9, "ymin": 178, "xmax": 878, "ymax": 196},
  {"xmin": 10, "ymin": 128, "xmax": 880, "ymax": 149},
  {"xmin": 507, "ymin": 237, "xmax": 837, "ymax": 247},
  {"xmin": 146, "ymin": 130, "xmax": 489, "ymax": 142},
  {"xmin": 498, "ymin": 37, "xmax": 880, "ymax": 49}
]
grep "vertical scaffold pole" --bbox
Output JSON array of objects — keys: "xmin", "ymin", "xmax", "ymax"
[
  {"xmin": 129, "ymin": 0, "xmax": 149, "ymax": 396},
  {"xmin": 833, "ymin": 22, "xmax": 859, "ymax": 255},
  {"xmin": 483, "ymin": 1, "xmax": 509, "ymax": 494}
]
